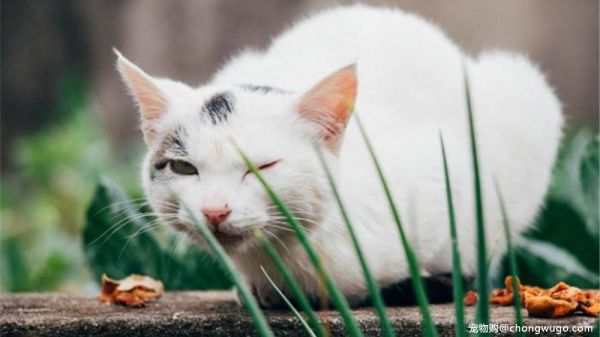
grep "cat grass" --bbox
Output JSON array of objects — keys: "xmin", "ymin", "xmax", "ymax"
[
  {"xmin": 255, "ymin": 229, "xmax": 327, "ymax": 337},
  {"xmin": 440, "ymin": 134, "xmax": 467, "ymax": 337},
  {"xmin": 355, "ymin": 115, "xmax": 438, "ymax": 337},
  {"xmin": 315, "ymin": 145, "xmax": 396, "ymax": 337},
  {"xmin": 237, "ymin": 145, "xmax": 365, "ymax": 337},
  {"xmin": 494, "ymin": 179, "xmax": 525, "ymax": 336},
  {"xmin": 463, "ymin": 62, "xmax": 491, "ymax": 330},
  {"xmin": 179, "ymin": 201, "xmax": 275, "ymax": 337},
  {"xmin": 260, "ymin": 266, "xmax": 317, "ymax": 337}
]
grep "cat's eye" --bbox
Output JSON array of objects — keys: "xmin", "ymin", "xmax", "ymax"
[
  {"xmin": 170, "ymin": 160, "xmax": 198, "ymax": 175},
  {"xmin": 257, "ymin": 160, "xmax": 280, "ymax": 171},
  {"xmin": 243, "ymin": 160, "xmax": 281, "ymax": 179}
]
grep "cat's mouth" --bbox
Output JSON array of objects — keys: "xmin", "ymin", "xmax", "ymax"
[{"xmin": 213, "ymin": 231, "xmax": 246, "ymax": 245}]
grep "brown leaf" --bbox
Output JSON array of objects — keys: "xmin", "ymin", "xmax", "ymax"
[
  {"xmin": 464, "ymin": 290, "xmax": 478, "ymax": 306},
  {"xmin": 466, "ymin": 276, "xmax": 600, "ymax": 318},
  {"xmin": 99, "ymin": 274, "xmax": 164, "ymax": 308},
  {"xmin": 490, "ymin": 288, "xmax": 513, "ymax": 306},
  {"xmin": 524, "ymin": 295, "xmax": 578, "ymax": 318}
]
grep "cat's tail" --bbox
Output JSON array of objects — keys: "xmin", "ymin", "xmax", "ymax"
[{"xmin": 467, "ymin": 51, "xmax": 564, "ymax": 258}]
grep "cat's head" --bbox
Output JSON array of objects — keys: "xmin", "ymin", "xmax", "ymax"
[{"xmin": 116, "ymin": 50, "xmax": 357, "ymax": 253}]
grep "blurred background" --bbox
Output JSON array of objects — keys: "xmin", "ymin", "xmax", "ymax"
[{"xmin": 1, "ymin": 0, "xmax": 598, "ymax": 293}]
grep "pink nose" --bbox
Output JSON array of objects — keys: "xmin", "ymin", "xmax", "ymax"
[{"xmin": 201, "ymin": 205, "xmax": 231, "ymax": 229}]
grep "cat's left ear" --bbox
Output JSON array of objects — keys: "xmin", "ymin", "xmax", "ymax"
[
  {"xmin": 114, "ymin": 49, "xmax": 169, "ymax": 145},
  {"xmin": 297, "ymin": 64, "xmax": 357, "ymax": 152}
]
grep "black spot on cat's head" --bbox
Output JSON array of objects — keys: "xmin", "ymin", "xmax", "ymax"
[{"xmin": 201, "ymin": 92, "xmax": 234, "ymax": 124}]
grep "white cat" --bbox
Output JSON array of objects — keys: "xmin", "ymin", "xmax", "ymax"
[{"xmin": 116, "ymin": 5, "xmax": 563, "ymax": 307}]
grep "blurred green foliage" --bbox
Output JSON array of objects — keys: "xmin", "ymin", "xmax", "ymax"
[{"xmin": 0, "ymin": 79, "xmax": 140, "ymax": 292}]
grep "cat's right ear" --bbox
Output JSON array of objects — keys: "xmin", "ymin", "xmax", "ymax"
[{"xmin": 115, "ymin": 48, "xmax": 168, "ymax": 145}]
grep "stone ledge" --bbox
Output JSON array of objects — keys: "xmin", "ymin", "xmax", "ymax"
[{"xmin": 0, "ymin": 291, "xmax": 595, "ymax": 336}]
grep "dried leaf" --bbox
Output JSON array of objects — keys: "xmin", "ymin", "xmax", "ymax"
[
  {"xmin": 524, "ymin": 295, "xmax": 578, "ymax": 318},
  {"xmin": 469, "ymin": 276, "xmax": 600, "ymax": 318},
  {"xmin": 490, "ymin": 288, "xmax": 513, "ymax": 306},
  {"xmin": 463, "ymin": 290, "xmax": 478, "ymax": 306},
  {"xmin": 99, "ymin": 274, "xmax": 164, "ymax": 307}
]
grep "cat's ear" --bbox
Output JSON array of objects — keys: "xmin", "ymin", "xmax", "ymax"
[
  {"xmin": 115, "ymin": 48, "xmax": 168, "ymax": 145},
  {"xmin": 297, "ymin": 64, "xmax": 357, "ymax": 151}
]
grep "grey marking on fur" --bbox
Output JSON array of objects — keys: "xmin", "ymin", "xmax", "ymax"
[
  {"xmin": 239, "ymin": 84, "xmax": 291, "ymax": 94},
  {"xmin": 170, "ymin": 128, "xmax": 187, "ymax": 155},
  {"xmin": 150, "ymin": 128, "xmax": 188, "ymax": 180},
  {"xmin": 202, "ymin": 92, "xmax": 234, "ymax": 124}
]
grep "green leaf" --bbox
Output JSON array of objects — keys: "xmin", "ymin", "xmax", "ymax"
[
  {"xmin": 1, "ymin": 235, "xmax": 30, "ymax": 291},
  {"xmin": 261, "ymin": 267, "xmax": 317, "ymax": 337},
  {"xmin": 514, "ymin": 237, "xmax": 598, "ymax": 288},
  {"xmin": 550, "ymin": 129, "xmax": 599, "ymax": 236},
  {"xmin": 179, "ymin": 200, "xmax": 274, "ymax": 337},
  {"xmin": 355, "ymin": 115, "xmax": 437, "ymax": 337},
  {"xmin": 494, "ymin": 181, "xmax": 524, "ymax": 336},
  {"xmin": 256, "ymin": 230, "xmax": 327, "ymax": 337},
  {"xmin": 315, "ymin": 145, "xmax": 395, "ymax": 337},
  {"xmin": 463, "ymin": 62, "xmax": 490, "ymax": 329},
  {"xmin": 440, "ymin": 134, "xmax": 466, "ymax": 337},
  {"xmin": 580, "ymin": 135, "xmax": 599, "ymax": 233}
]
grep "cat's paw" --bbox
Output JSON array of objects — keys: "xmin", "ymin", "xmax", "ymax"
[
  {"xmin": 233, "ymin": 283, "xmax": 284, "ymax": 309},
  {"xmin": 255, "ymin": 286, "xmax": 286, "ymax": 309}
]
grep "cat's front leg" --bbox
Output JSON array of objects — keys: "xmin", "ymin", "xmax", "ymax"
[
  {"xmin": 233, "ymin": 282, "xmax": 287, "ymax": 309},
  {"xmin": 254, "ymin": 283, "xmax": 287, "ymax": 309}
]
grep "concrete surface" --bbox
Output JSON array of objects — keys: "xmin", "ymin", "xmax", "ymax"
[{"xmin": 0, "ymin": 291, "xmax": 596, "ymax": 336}]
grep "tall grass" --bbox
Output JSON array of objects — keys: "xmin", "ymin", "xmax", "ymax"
[
  {"xmin": 255, "ymin": 229, "xmax": 327, "ymax": 337},
  {"xmin": 463, "ymin": 62, "xmax": 490, "ymax": 329},
  {"xmin": 178, "ymin": 201, "xmax": 274, "ymax": 337},
  {"xmin": 355, "ymin": 115, "xmax": 438, "ymax": 337},
  {"xmin": 494, "ymin": 180, "xmax": 525, "ymax": 335},
  {"xmin": 440, "ymin": 134, "xmax": 466, "ymax": 337},
  {"xmin": 237, "ymin": 146, "xmax": 365, "ymax": 337},
  {"xmin": 315, "ymin": 145, "xmax": 396, "ymax": 337},
  {"xmin": 260, "ymin": 266, "xmax": 317, "ymax": 337}
]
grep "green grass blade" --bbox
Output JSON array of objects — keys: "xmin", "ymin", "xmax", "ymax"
[
  {"xmin": 440, "ymin": 134, "xmax": 466, "ymax": 337},
  {"xmin": 355, "ymin": 115, "xmax": 438, "ymax": 337},
  {"xmin": 261, "ymin": 266, "xmax": 317, "ymax": 337},
  {"xmin": 462, "ymin": 61, "xmax": 490, "ymax": 328},
  {"xmin": 178, "ymin": 201, "xmax": 274, "ymax": 337},
  {"xmin": 315, "ymin": 145, "xmax": 396, "ymax": 337},
  {"xmin": 236, "ymin": 146, "xmax": 365, "ymax": 337},
  {"xmin": 493, "ymin": 179, "xmax": 525, "ymax": 335},
  {"xmin": 255, "ymin": 230, "xmax": 327, "ymax": 337}
]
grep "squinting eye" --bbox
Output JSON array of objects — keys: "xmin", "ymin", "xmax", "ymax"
[
  {"xmin": 243, "ymin": 160, "xmax": 281, "ymax": 179},
  {"xmin": 170, "ymin": 160, "xmax": 198, "ymax": 175},
  {"xmin": 257, "ymin": 160, "xmax": 280, "ymax": 170}
]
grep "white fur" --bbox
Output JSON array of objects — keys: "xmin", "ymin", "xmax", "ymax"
[{"xmin": 122, "ymin": 5, "xmax": 563, "ymax": 306}]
